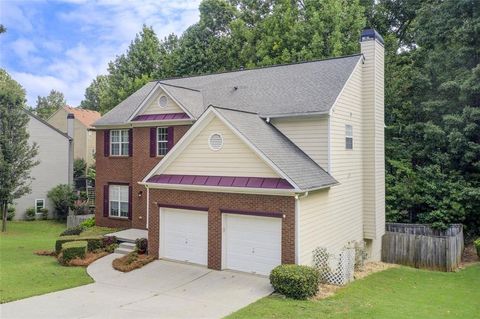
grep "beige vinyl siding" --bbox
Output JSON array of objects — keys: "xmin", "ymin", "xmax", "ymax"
[
  {"xmin": 361, "ymin": 39, "xmax": 385, "ymax": 242},
  {"xmin": 141, "ymin": 88, "xmax": 184, "ymax": 115},
  {"xmin": 271, "ymin": 117, "xmax": 328, "ymax": 169},
  {"xmin": 164, "ymin": 117, "xmax": 279, "ymax": 177},
  {"xmin": 298, "ymin": 61, "xmax": 364, "ymax": 264},
  {"xmin": 14, "ymin": 115, "xmax": 69, "ymax": 219},
  {"xmin": 48, "ymin": 109, "xmax": 94, "ymax": 165}
]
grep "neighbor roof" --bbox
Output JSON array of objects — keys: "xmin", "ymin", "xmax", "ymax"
[
  {"xmin": 93, "ymin": 54, "xmax": 362, "ymax": 127},
  {"xmin": 63, "ymin": 106, "xmax": 101, "ymax": 128},
  {"xmin": 214, "ymin": 107, "xmax": 338, "ymax": 190}
]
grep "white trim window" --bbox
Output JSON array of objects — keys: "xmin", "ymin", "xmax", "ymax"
[
  {"xmin": 157, "ymin": 127, "xmax": 168, "ymax": 156},
  {"xmin": 35, "ymin": 199, "xmax": 45, "ymax": 213},
  {"xmin": 109, "ymin": 185, "xmax": 129, "ymax": 218},
  {"xmin": 345, "ymin": 124, "xmax": 353, "ymax": 150},
  {"xmin": 110, "ymin": 129, "xmax": 129, "ymax": 156}
]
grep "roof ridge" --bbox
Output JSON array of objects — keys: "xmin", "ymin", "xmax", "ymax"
[
  {"xmin": 211, "ymin": 105, "xmax": 258, "ymax": 115},
  {"xmin": 159, "ymin": 82, "xmax": 201, "ymax": 92},
  {"xmin": 154, "ymin": 54, "xmax": 362, "ymax": 82}
]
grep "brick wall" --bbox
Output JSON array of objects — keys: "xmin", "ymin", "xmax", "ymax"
[
  {"xmin": 95, "ymin": 125, "xmax": 190, "ymax": 229},
  {"xmin": 147, "ymin": 188, "xmax": 296, "ymax": 270}
]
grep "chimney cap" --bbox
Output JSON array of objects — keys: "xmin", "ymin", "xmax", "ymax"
[
  {"xmin": 360, "ymin": 28, "xmax": 384, "ymax": 45},
  {"xmin": 67, "ymin": 113, "xmax": 75, "ymax": 119}
]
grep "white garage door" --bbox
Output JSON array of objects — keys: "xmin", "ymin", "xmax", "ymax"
[
  {"xmin": 223, "ymin": 214, "xmax": 282, "ymax": 275},
  {"xmin": 160, "ymin": 208, "xmax": 208, "ymax": 266}
]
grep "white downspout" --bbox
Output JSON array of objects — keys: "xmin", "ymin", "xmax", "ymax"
[
  {"xmin": 146, "ymin": 185, "xmax": 150, "ymax": 229},
  {"xmin": 294, "ymin": 191, "xmax": 309, "ymax": 264}
]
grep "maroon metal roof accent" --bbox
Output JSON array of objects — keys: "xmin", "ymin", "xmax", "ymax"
[
  {"xmin": 147, "ymin": 174, "xmax": 294, "ymax": 190},
  {"xmin": 132, "ymin": 113, "xmax": 190, "ymax": 121}
]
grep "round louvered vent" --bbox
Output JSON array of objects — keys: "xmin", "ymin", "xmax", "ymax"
[
  {"xmin": 209, "ymin": 133, "xmax": 224, "ymax": 151},
  {"xmin": 158, "ymin": 95, "xmax": 168, "ymax": 108}
]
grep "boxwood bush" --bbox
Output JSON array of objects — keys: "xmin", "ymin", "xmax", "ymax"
[
  {"xmin": 55, "ymin": 236, "xmax": 103, "ymax": 254},
  {"xmin": 270, "ymin": 264, "xmax": 320, "ymax": 299},
  {"xmin": 61, "ymin": 240, "xmax": 87, "ymax": 263},
  {"xmin": 60, "ymin": 225, "xmax": 83, "ymax": 236}
]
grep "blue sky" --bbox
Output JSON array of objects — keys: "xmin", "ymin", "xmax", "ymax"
[{"xmin": 0, "ymin": 0, "xmax": 200, "ymax": 107}]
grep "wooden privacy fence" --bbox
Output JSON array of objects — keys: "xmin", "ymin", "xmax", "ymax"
[{"xmin": 382, "ymin": 223, "xmax": 464, "ymax": 271}]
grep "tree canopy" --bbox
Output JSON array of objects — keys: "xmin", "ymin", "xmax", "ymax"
[
  {"xmin": 0, "ymin": 69, "xmax": 39, "ymax": 231},
  {"xmin": 34, "ymin": 89, "xmax": 66, "ymax": 120}
]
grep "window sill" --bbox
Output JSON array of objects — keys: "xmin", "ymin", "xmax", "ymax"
[
  {"xmin": 108, "ymin": 216, "xmax": 130, "ymax": 220},
  {"xmin": 108, "ymin": 156, "xmax": 130, "ymax": 158}
]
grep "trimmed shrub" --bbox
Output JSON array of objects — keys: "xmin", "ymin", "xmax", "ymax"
[
  {"xmin": 102, "ymin": 236, "xmax": 117, "ymax": 247},
  {"xmin": 60, "ymin": 225, "xmax": 83, "ymax": 236},
  {"xmin": 87, "ymin": 238, "xmax": 104, "ymax": 252},
  {"xmin": 135, "ymin": 238, "xmax": 148, "ymax": 254},
  {"xmin": 474, "ymin": 238, "xmax": 480, "ymax": 257},
  {"xmin": 55, "ymin": 236, "xmax": 104, "ymax": 254},
  {"xmin": 105, "ymin": 243, "xmax": 119, "ymax": 253},
  {"xmin": 80, "ymin": 217, "xmax": 95, "ymax": 228},
  {"xmin": 270, "ymin": 265, "xmax": 320, "ymax": 299},
  {"xmin": 25, "ymin": 207, "xmax": 35, "ymax": 221},
  {"xmin": 7, "ymin": 206, "xmax": 15, "ymax": 221},
  {"xmin": 60, "ymin": 241, "xmax": 87, "ymax": 263}
]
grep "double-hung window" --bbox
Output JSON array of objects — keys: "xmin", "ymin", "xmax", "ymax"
[
  {"xmin": 345, "ymin": 125, "xmax": 353, "ymax": 150},
  {"xmin": 157, "ymin": 127, "xmax": 168, "ymax": 156},
  {"xmin": 110, "ymin": 129, "xmax": 129, "ymax": 156},
  {"xmin": 35, "ymin": 199, "xmax": 45, "ymax": 213},
  {"xmin": 109, "ymin": 185, "xmax": 129, "ymax": 218}
]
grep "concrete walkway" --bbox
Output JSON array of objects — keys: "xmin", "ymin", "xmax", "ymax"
[{"xmin": 0, "ymin": 254, "xmax": 272, "ymax": 319}]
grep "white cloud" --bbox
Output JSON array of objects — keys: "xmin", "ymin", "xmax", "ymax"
[{"xmin": 5, "ymin": 0, "xmax": 201, "ymax": 107}]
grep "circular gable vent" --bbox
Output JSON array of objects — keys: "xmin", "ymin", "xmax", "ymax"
[
  {"xmin": 209, "ymin": 133, "xmax": 224, "ymax": 151},
  {"xmin": 158, "ymin": 95, "xmax": 168, "ymax": 108}
]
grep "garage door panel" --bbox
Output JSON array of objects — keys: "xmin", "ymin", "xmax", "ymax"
[
  {"xmin": 224, "ymin": 214, "xmax": 281, "ymax": 275},
  {"xmin": 161, "ymin": 208, "xmax": 208, "ymax": 266}
]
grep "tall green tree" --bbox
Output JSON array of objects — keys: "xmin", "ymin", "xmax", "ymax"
[
  {"xmin": 0, "ymin": 69, "xmax": 39, "ymax": 231},
  {"xmin": 101, "ymin": 25, "xmax": 163, "ymax": 112},
  {"xmin": 79, "ymin": 75, "xmax": 109, "ymax": 113},
  {"xmin": 35, "ymin": 89, "xmax": 66, "ymax": 119}
]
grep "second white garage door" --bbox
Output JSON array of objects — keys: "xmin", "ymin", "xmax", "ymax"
[
  {"xmin": 160, "ymin": 208, "xmax": 208, "ymax": 266},
  {"xmin": 223, "ymin": 214, "xmax": 282, "ymax": 275}
]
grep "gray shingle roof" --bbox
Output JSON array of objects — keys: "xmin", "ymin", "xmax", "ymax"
[
  {"xmin": 93, "ymin": 81, "xmax": 157, "ymax": 126},
  {"xmin": 215, "ymin": 107, "xmax": 338, "ymax": 190},
  {"xmin": 93, "ymin": 54, "xmax": 361, "ymax": 126}
]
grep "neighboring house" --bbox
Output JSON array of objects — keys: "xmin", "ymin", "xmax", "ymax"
[
  {"xmin": 13, "ymin": 111, "xmax": 72, "ymax": 219},
  {"xmin": 48, "ymin": 106, "xmax": 101, "ymax": 167},
  {"xmin": 93, "ymin": 29, "xmax": 385, "ymax": 275}
]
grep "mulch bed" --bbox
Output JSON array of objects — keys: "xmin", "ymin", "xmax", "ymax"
[
  {"xmin": 314, "ymin": 262, "xmax": 398, "ymax": 300},
  {"xmin": 459, "ymin": 244, "xmax": 479, "ymax": 268},
  {"xmin": 34, "ymin": 250, "xmax": 56, "ymax": 256},
  {"xmin": 112, "ymin": 253, "xmax": 155, "ymax": 272},
  {"xmin": 68, "ymin": 251, "xmax": 110, "ymax": 267}
]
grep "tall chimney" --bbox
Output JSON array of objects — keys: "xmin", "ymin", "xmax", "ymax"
[
  {"xmin": 67, "ymin": 113, "xmax": 75, "ymax": 187},
  {"xmin": 360, "ymin": 28, "xmax": 385, "ymax": 260}
]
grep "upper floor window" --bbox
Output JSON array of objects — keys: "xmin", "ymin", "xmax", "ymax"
[
  {"xmin": 157, "ymin": 127, "xmax": 168, "ymax": 156},
  {"xmin": 109, "ymin": 185, "xmax": 129, "ymax": 218},
  {"xmin": 110, "ymin": 129, "xmax": 129, "ymax": 156},
  {"xmin": 345, "ymin": 125, "xmax": 353, "ymax": 150}
]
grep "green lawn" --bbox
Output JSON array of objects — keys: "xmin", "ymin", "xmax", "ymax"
[
  {"xmin": 0, "ymin": 220, "xmax": 116, "ymax": 303},
  {"xmin": 228, "ymin": 264, "xmax": 480, "ymax": 319}
]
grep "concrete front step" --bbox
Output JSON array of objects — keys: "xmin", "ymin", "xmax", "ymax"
[{"xmin": 114, "ymin": 242, "xmax": 136, "ymax": 255}]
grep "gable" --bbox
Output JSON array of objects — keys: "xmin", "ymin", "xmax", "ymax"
[
  {"xmin": 162, "ymin": 117, "xmax": 280, "ymax": 178},
  {"xmin": 139, "ymin": 87, "xmax": 185, "ymax": 116}
]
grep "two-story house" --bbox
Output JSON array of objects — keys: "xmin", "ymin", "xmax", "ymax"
[
  {"xmin": 48, "ymin": 106, "xmax": 101, "ymax": 167},
  {"xmin": 93, "ymin": 29, "xmax": 385, "ymax": 275}
]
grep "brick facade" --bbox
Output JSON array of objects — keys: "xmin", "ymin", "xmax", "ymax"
[
  {"xmin": 147, "ymin": 189, "xmax": 296, "ymax": 270},
  {"xmin": 95, "ymin": 125, "xmax": 190, "ymax": 229}
]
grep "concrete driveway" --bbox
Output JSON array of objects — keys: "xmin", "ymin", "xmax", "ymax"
[{"xmin": 0, "ymin": 254, "xmax": 272, "ymax": 319}]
